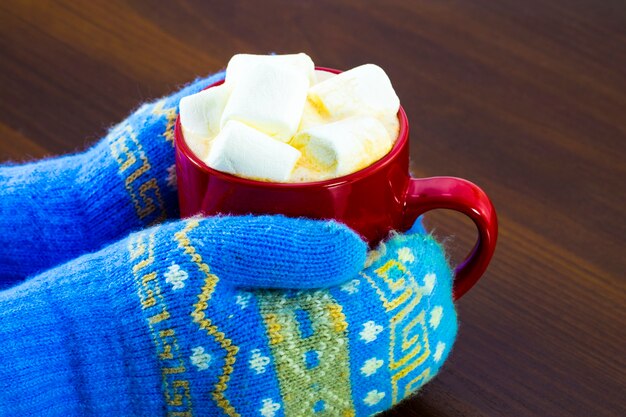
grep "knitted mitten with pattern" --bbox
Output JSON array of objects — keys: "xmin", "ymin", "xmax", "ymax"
[
  {"xmin": 0, "ymin": 72, "xmax": 225, "ymax": 286},
  {"xmin": 0, "ymin": 214, "xmax": 456, "ymax": 417}
]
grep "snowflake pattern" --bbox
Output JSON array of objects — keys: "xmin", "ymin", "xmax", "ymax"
[
  {"xmin": 340, "ymin": 279, "xmax": 361, "ymax": 294},
  {"xmin": 249, "ymin": 349, "xmax": 271, "ymax": 374},
  {"xmin": 164, "ymin": 263, "xmax": 188, "ymax": 290},
  {"xmin": 190, "ymin": 346, "xmax": 212, "ymax": 371},
  {"xmin": 429, "ymin": 306, "xmax": 443, "ymax": 329},
  {"xmin": 260, "ymin": 398, "xmax": 281, "ymax": 417},
  {"xmin": 422, "ymin": 272, "xmax": 436, "ymax": 295},
  {"xmin": 433, "ymin": 342, "xmax": 446, "ymax": 362},
  {"xmin": 397, "ymin": 247, "xmax": 415, "ymax": 263},
  {"xmin": 236, "ymin": 293, "xmax": 252, "ymax": 309},
  {"xmin": 166, "ymin": 164, "xmax": 177, "ymax": 190},
  {"xmin": 360, "ymin": 321, "xmax": 384, "ymax": 343},
  {"xmin": 360, "ymin": 357, "xmax": 384, "ymax": 377},
  {"xmin": 363, "ymin": 390, "xmax": 386, "ymax": 406}
]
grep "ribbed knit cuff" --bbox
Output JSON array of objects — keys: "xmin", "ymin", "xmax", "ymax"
[
  {"xmin": 0, "ymin": 156, "xmax": 86, "ymax": 283},
  {"xmin": 0, "ymin": 251, "xmax": 162, "ymax": 417}
]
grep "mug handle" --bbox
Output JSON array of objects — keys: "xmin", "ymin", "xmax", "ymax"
[{"xmin": 402, "ymin": 177, "xmax": 498, "ymax": 300}]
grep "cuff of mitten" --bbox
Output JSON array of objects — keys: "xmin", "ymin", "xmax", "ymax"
[
  {"xmin": 0, "ymin": 263, "xmax": 162, "ymax": 416},
  {"xmin": 75, "ymin": 71, "xmax": 228, "ymax": 250}
]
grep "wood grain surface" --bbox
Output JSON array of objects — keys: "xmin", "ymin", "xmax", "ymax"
[{"xmin": 1, "ymin": 1, "xmax": 624, "ymax": 416}]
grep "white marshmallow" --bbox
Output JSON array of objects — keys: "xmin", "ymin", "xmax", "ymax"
[
  {"xmin": 300, "ymin": 71, "xmax": 400, "ymax": 141},
  {"xmin": 180, "ymin": 84, "xmax": 231, "ymax": 159},
  {"xmin": 182, "ymin": 129, "xmax": 212, "ymax": 161},
  {"xmin": 180, "ymin": 84, "xmax": 230, "ymax": 139},
  {"xmin": 297, "ymin": 71, "xmax": 338, "ymax": 132},
  {"xmin": 226, "ymin": 53, "xmax": 316, "ymax": 85},
  {"xmin": 308, "ymin": 63, "xmax": 400, "ymax": 120},
  {"xmin": 380, "ymin": 112, "xmax": 401, "ymax": 142},
  {"xmin": 298, "ymin": 99, "xmax": 327, "ymax": 132},
  {"xmin": 205, "ymin": 120, "xmax": 301, "ymax": 182},
  {"xmin": 220, "ymin": 62, "xmax": 309, "ymax": 142},
  {"xmin": 291, "ymin": 116, "xmax": 392, "ymax": 177},
  {"xmin": 314, "ymin": 69, "xmax": 336, "ymax": 84}
]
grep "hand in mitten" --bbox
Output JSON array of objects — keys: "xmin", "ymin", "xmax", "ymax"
[
  {"xmin": 0, "ymin": 215, "xmax": 456, "ymax": 417},
  {"xmin": 0, "ymin": 72, "xmax": 224, "ymax": 285}
]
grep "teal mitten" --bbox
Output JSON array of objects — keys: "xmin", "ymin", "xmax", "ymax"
[{"xmin": 0, "ymin": 214, "xmax": 456, "ymax": 416}]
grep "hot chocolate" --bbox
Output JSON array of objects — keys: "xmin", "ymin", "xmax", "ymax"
[{"xmin": 179, "ymin": 53, "xmax": 400, "ymax": 182}]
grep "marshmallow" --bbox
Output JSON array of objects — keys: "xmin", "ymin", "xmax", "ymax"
[
  {"xmin": 182, "ymin": 130, "xmax": 212, "ymax": 161},
  {"xmin": 180, "ymin": 84, "xmax": 230, "ymax": 139},
  {"xmin": 221, "ymin": 62, "xmax": 309, "ymax": 142},
  {"xmin": 298, "ymin": 99, "xmax": 327, "ymax": 132},
  {"xmin": 180, "ymin": 84, "xmax": 231, "ymax": 159},
  {"xmin": 297, "ymin": 71, "xmax": 338, "ymax": 132},
  {"xmin": 380, "ymin": 112, "xmax": 401, "ymax": 142},
  {"xmin": 314, "ymin": 69, "xmax": 336, "ymax": 84},
  {"xmin": 205, "ymin": 120, "xmax": 301, "ymax": 182},
  {"xmin": 308, "ymin": 64, "xmax": 400, "ymax": 120},
  {"xmin": 292, "ymin": 116, "xmax": 392, "ymax": 177},
  {"xmin": 226, "ymin": 53, "xmax": 316, "ymax": 85}
]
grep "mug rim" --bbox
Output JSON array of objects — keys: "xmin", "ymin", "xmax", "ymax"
[{"xmin": 175, "ymin": 66, "xmax": 410, "ymax": 188}]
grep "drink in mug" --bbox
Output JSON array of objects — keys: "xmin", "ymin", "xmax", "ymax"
[
  {"xmin": 175, "ymin": 53, "xmax": 497, "ymax": 299},
  {"xmin": 179, "ymin": 53, "xmax": 401, "ymax": 183}
]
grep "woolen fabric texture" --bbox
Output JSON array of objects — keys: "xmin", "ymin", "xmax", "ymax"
[
  {"xmin": 0, "ymin": 215, "xmax": 456, "ymax": 417},
  {"xmin": 0, "ymin": 71, "xmax": 458, "ymax": 416},
  {"xmin": 0, "ymin": 72, "xmax": 225, "ymax": 286}
]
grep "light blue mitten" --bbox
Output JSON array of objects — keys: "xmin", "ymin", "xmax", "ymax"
[
  {"xmin": 0, "ymin": 70, "xmax": 457, "ymax": 416},
  {"xmin": 0, "ymin": 214, "xmax": 456, "ymax": 417},
  {"xmin": 0, "ymin": 72, "xmax": 225, "ymax": 285}
]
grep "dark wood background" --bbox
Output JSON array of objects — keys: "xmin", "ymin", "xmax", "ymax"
[{"xmin": 1, "ymin": 1, "xmax": 624, "ymax": 416}]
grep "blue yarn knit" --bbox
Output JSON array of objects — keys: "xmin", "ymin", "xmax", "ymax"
[
  {"xmin": 0, "ymin": 72, "xmax": 226, "ymax": 286},
  {"xmin": 0, "ymin": 70, "xmax": 458, "ymax": 416},
  {"xmin": 0, "ymin": 214, "xmax": 456, "ymax": 417}
]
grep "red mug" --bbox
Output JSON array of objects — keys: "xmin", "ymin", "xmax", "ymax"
[{"xmin": 175, "ymin": 67, "xmax": 498, "ymax": 299}]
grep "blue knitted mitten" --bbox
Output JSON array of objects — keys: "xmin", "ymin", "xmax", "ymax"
[
  {"xmin": 0, "ymin": 215, "xmax": 456, "ymax": 417},
  {"xmin": 0, "ymin": 72, "xmax": 225, "ymax": 286}
]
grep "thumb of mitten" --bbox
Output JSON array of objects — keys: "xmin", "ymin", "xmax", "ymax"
[{"xmin": 186, "ymin": 214, "xmax": 368, "ymax": 289}]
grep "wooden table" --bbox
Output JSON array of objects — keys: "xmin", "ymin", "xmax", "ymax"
[{"xmin": 1, "ymin": 1, "xmax": 623, "ymax": 416}]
